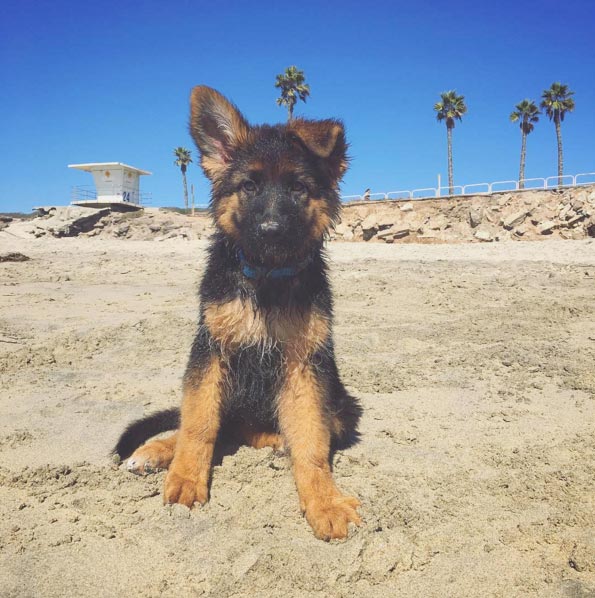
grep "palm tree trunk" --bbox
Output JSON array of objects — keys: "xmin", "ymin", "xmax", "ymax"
[
  {"xmin": 555, "ymin": 118, "xmax": 563, "ymax": 187},
  {"xmin": 447, "ymin": 126, "xmax": 454, "ymax": 195},
  {"xmin": 182, "ymin": 171, "xmax": 189, "ymax": 211},
  {"xmin": 288, "ymin": 103, "xmax": 293, "ymax": 121},
  {"xmin": 519, "ymin": 131, "xmax": 527, "ymax": 189}
]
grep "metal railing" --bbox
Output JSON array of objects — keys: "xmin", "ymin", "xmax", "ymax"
[
  {"xmin": 71, "ymin": 185, "xmax": 152, "ymax": 205},
  {"xmin": 342, "ymin": 171, "xmax": 595, "ymax": 202}
]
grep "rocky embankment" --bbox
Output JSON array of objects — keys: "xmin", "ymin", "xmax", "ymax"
[
  {"xmin": 1, "ymin": 207, "xmax": 214, "ymax": 241},
  {"xmin": 334, "ymin": 185, "xmax": 595, "ymax": 243},
  {"xmin": 1, "ymin": 185, "xmax": 594, "ymax": 243}
]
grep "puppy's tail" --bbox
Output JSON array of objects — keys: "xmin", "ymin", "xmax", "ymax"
[{"xmin": 113, "ymin": 408, "xmax": 180, "ymax": 459}]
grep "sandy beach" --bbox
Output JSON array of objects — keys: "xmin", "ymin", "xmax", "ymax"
[{"xmin": 1, "ymin": 236, "xmax": 594, "ymax": 597}]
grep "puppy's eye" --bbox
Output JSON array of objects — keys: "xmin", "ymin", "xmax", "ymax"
[
  {"xmin": 241, "ymin": 180, "xmax": 256, "ymax": 193},
  {"xmin": 291, "ymin": 181, "xmax": 306, "ymax": 193}
]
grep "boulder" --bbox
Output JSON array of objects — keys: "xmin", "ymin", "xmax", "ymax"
[
  {"xmin": 361, "ymin": 213, "xmax": 378, "ymax": 232},
  {"xmin": 497, "ymin": 193, "xmax": 512, "ymax": 207},
  {"xmin": 538, "ymin": 220, "xmax": 556, "ymax": 235},
  {"xmin": 377, "ymin": 213, "xmax": 397, "ymax": 230},
  {"xmin": 468, "ymin": 208, "xmax": 483, "ymax": 228},
  {"xmin": 428, "ymin": 215, "xmax": 448, "ymax": 230},
  {"xmin": 34, "ymin": 206, "xmax": 111, "ymax": 237},
  {"xmin": 474, "ymin": 229, "xmax": 493, "ymax": 242},
  {"xmin": 503, "ymin": 210, "xmax": 528, "ymax": 230},
  {"xmin": 342, "ymin": 227, "xmax": 354, "ymax": 241}
]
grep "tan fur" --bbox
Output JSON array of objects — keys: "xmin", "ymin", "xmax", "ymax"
[
  {"xmin": 163, "ymin": 356, "xmax": 225, "ymax": 507},
  {"xmin": 236, "ymin": 423, "xmax": 284, "ymax": 450},
  {"xmin": 203, "ymin": 298, "xmax": 329, "ymax": 360},
  {"xmin": 289, "ymin": 120, "xmax": 342, "ymax": 158},
  {"xmin": 190, "ymin": 86, "xmax": 250, "ymax": 180},
  {"xmin": 214, "ymin": 193, "xmax": 241, "ymax": 240},
  {"xmin": 201, "ymin": 156, "xmax": 226, "ymax": 180},
  {"xmin": 278, "ymin": 359, "xmax": 361, "ymax": 540},
  {"xmin": 306, "ymin": 198, "xmax": 333, "ymax": 241},
  {"xmin": 129, "ymin": 432, "xmax": 178, "ymax": 474}
]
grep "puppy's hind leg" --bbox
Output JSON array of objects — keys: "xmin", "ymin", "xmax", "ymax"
[
  {"xmin": 127, "ymin": 432, "xmax": 178, "ymax": 475},
  {"xmin": 237, "ymin": 423, "xmax": 285, "ymax": 451}
]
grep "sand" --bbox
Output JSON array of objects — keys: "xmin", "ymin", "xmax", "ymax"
[{"xmin": 1, "ymin": 236, "xmax": 594, "ymax": 598}]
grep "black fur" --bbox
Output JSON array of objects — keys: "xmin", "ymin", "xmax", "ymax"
[
  {"xmin": 113, "ymin": 86, "xmax": 360, "ymax": 458},
  {"xmin": 114, "ymin": 408, "xmax": 180, "ymax": 459}
]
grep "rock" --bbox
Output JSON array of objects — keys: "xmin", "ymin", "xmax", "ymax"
[
  {"xmin": 559, "ymin": 204, "xmax": 571, "ymax": 220},
  {"xmin": 538, "ymin": 220, "xmax": 556, "ymax": 234},
  {"xmin": 502, "ymin": 210, "xmax": 528, "ymax": 230},
  {"xmin": 497, "ymin": 193, "xmax": 512, "ymax": 206},
  {"xmin": 342, "ymin": 227, "xmax": 354, "ymax": 241},
  {"xmin": 393, "ymin": 228, "xmax": 410, "ymax": 239},
  {"xmin": 483, "ymin": 209, "xmax": 498, "ymax": 224},
  {"xmin": 148, "ymin": 224, "xmax": 162, "ymax": 233},
  {"xmin": 377, "ymin": 214, "xmax": 396, "ymax": 230},
  {"xmin": 474, "ymin": 229, "xmax": 493, "ymax": 242},
  {"xmin": 428, "ymin": 215, "xmax": 448, "ymax": 230},
  {"xmin": 361, "ymin": 213, "xmax": 378, "ymax": 232},
  {"xmin": 114, "ymin": 224, "xmax": 130, "ymax": 237},
  {"xmin": 400, "ymin": 203, "xmax": 413, "ymax": 212},
  {"xmin": 566, "ymin": 213, "xmax": 587, "ymax": 227},
  {"xmin": 469, "ymin": 208, "xmax": 483, "ymax": 228},
  {"xmin": 376, "ymin": 228, "xmax": 395, "ymax": 240},
  {"xmin": 35, "ymin": 206, "xmax": 111, "ymax": 237},
  {"xmin": 0, "ymin": 252, "xmax": 30, "ymax": 262}
]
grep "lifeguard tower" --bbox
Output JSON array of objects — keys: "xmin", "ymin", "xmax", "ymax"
[{"xmin": 69, "ymin": 162, "xmax": 152, "ymax": 210}]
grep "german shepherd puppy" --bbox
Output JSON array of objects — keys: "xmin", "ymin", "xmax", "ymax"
[{"xmin": 115, "ymin": 86, "xmax": 362, "ymax": 540}]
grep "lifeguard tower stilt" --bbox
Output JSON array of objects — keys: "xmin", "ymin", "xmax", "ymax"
[{"xmin": 69, "ymin": 162, "xmax": 152, "ymax": 211}]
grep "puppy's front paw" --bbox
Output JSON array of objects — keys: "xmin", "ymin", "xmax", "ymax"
[
  {"xmin": 305, "ymin": 494, "xmax": 361, "ymax": 541},
  {"xmin": 163, "ymin": 470, "xmax": 208, "ymax": 507}
]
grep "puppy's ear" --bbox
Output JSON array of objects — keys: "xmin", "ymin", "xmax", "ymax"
[
  {"xmin": 189, "ymin": 86, "xmax": 250, "ymax": 179},
  {"xmin": 289, "ymin": 119, "xmax": 349, "ymax": 181}
]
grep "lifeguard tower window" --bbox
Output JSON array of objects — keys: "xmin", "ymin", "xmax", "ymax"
[{"xmin": 69, "ymin": 162, "xmax": 152, "ymax": 209}]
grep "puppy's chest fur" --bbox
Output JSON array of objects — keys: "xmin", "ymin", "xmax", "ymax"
[{"xmin": 203, "ymin": 296, "xmax": 330, "ymax": 426}]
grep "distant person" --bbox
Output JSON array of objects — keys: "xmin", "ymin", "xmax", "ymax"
[{"xmin": 363, "ymin": 188, "xmax": 371, "ymax": 201}]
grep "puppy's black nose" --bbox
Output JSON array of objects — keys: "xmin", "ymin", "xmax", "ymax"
[{"xmin": 259, "ymin": 221, "xmax": 281, "ymax": 237}]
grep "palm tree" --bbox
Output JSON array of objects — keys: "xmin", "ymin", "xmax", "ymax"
[
  {"xmin": 540, "ymin": 82, "xmax": 575, "ymax": 186},
  {"xmin": 510, "ymin": 100, "xmax": 540, "ymax": 189},
  {"xmin": 275, "ymin": 66, "xmax": 310, "ymax": 121},
  {"xmin": 173, "ymin": 147, "xmax": 192, "ymax": 211},
  {"xmin": 434, "ymin": 90, "xmax": 467, "ymax": 195}
]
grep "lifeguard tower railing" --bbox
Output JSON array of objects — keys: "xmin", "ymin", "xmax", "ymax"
[
  {"xmin": 71, "ymin": 185, "xmax": 153, "ymax": 205},
  {"xmin": 341, "ymin": 171, "xmax": 595, "ymax": 203}
]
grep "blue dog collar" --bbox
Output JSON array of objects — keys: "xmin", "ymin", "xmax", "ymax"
[{"xmin": 238, "ymin": 249, "xmax": 309, "ymax": 280}]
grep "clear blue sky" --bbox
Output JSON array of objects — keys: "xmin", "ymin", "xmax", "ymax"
[{"xmin": 2, "ymin": 0, "xmax": 594, "ymax": 212}]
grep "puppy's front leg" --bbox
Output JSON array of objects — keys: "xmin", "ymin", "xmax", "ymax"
[
  {"xmin": 279, "ymin": 361, "xmax": 361, "ymax": 540},
  {"xmin": 164, "ymin": 356, "xmax": 224, "ymax": 507}
]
